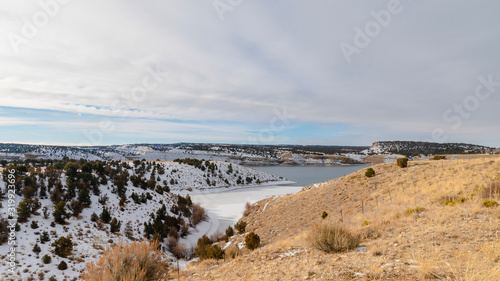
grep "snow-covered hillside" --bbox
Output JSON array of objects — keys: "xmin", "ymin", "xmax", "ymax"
[
  {"xmin": 363, "ymin": 141, "xmax": 491, "ymax": 155},
  {"xmin": 0, "ymin": 159, "xmax": 284, "ymax": 280},
  {"xmin": 0, "ymin": 143, "xmax": 367, "ymax": 165},
  {"xmin": 0, "ymin": 142, "xmax": 493, "ymax": 167}
]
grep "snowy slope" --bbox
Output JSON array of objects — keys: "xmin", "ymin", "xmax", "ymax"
[{"xmin": 0, "ymin": 161, "xmax": 283, "ymax": 280}]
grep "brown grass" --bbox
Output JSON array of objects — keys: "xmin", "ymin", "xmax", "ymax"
[
  {"xmin": 82, "ymin": 240, "xmax": 169, "ymax": 281},
  {"xmin": 483, "ymin": 180, "xmax": 500, "ymax": 199},
  {"xmin": 183, "ymin": 156, "xmax": 500, "ymax": 280},
  {"xmin": 309, "ymin": 221, "xmax": 360, "ymax": 253}
]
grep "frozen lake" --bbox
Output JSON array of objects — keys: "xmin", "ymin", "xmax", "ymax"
[{"xmin": 182, "ymin": 165, "xmax": 367, "ymax": 245}]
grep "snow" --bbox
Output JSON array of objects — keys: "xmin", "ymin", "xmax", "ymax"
[
  {"xmin": 278, "ymin": 249, "xmax": 303, "ymax": 258},
  {"xmin": 177, "ymin": 210, "xmax": 219, "ymax": 247},
  {"xmin": 0, "ymin": 161, "xmax": 285, "ymax": 280},
  {"xmin": 185, "ymin": 183, "xmax": 303, "ymax": 245}
]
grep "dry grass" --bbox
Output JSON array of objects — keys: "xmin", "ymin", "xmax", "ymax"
[
  {"xmin": 184, "ymin": 156, "xmax": 500, "ymax": 280},
  {"xmin": 483, "ymin": 180, "xmax": 500, "ymax": 199},
  {"xmin": 82, "ymin": 240, "xmax": 169, "ymax": 281},
  {"xmin": 309, "ymin": 221, "xmax": 360, "ymax": 253}
]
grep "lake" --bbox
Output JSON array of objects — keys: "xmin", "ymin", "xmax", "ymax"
[
  {"xmin": 252, "ymin": 165, "xmax": 369, "ymax": 187},
  {"xmin": 184, "ymin": 164, "xmax": 368, "ymax": 245}
]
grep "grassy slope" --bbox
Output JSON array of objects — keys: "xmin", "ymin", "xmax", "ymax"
[{"xmin": 184, "ymin": 156, "xmax": 500, "ymax": 280}]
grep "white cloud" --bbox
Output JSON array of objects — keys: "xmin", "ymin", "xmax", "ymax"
[{"xmin": 0, "ymin": 0, "xmax": 498, "ymax": 145}]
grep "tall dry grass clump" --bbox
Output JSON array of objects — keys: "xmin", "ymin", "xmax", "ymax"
[
  {"xmin": 82, "ymin": 240, "xmax": 169, "ymax": 281},
  {"xmin": 309, "ymin": 222, "xmax": 360, "ymax": 253},
  {"xmin": 482, "ymin": 180, "xmax": 500, "ymax": 199}
]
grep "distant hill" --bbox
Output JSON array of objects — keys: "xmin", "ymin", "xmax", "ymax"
[
  {"xmin": 0, "ymin": 141, "xmax": 495, "ymax": 165},
  {"xmin": 0, "ymin": 143, "xmax": 368, "ymax": 165},
  {"xmin": 365, "ymin": 141, "xmax": 492, "ymax": 156}
]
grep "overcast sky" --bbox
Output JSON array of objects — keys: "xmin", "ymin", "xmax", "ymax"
[{"xmin": 0, "ymin": 0, "xmax": 499, "ymax": 147}]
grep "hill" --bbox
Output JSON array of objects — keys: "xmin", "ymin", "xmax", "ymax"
[
  {"xmin": 0, "ymin": 143, "xmax": 368, "ymax": 166},
  {"xmin": 366, "ymin": 141, "xmax": 492, "ymax": 156},
  {"xmin": 184, "ymin": 156, "xmax": 500, "ymax": 280},
  {"xmin": 0, "ymin": 159, "xmax": 283, "ymax": 280}
]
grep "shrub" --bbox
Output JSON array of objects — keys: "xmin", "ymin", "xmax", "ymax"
[
  {"xmin": 194, "ymin": 235, "xmax": 211, "ymax": 259},
  {"xmin": 0, "ymin": 217, "xmax": 8, "ymax": 245},
  {"xmin": 30, "ymin": 220, "xmax": 39, "ymax": 229},
  {"xmin": 17, "ymin": 198, "xmax": 40, "ymax": 223},
  {"xmin": 53, "ymin": 201, "xmax": 68, "ymax": 224},
  {"xmin": 68, "ymin": 199, "xmax": 84, "ymax": 216},
  {"xmin": 442, "ymin": 196, "xmax": 467, "ymax": 206},
  {"xmin": 40, "ymin": 231, "xmax": 50, "ymax": 244},
  {"xmin": 483, "ymin": 200, "xmax": 499, "ymax": 208},
  {"xmin": 42, "ymin": 254, "xmax": 52, "ymax": 264},
  {"xmin": 406, "ymin": 207, "xmax": 426, "ymax": 215},
  {"xmin": 191, "ymin": 204, "xmax": 206, "ymax": 226},
  {"xmin": 245, "ymin": 232, "xmax": 260, "ymax": 250},
  {"xmin": 98, "ymin": 194, "xmax": 109, "ymax": 205},
  {"xmin": 309, "ymin": 223, "xmax": 360, "ymax": 253},
  {"xmin": 58, "ymin": 260, "xmax": 68, "ymax": 270},
  {"xmin": 225, "ymin": 226, "xmax": 234, "ymax": 238},
  {"xmin": 365, "ymin": 168, "xmax": 375, "ymax": 178},
  {"xmin": 124, "ymin": 221, "xmax": 134, "ymax": 240},
  {"xmin": 225, "ymin": 245, "xmax": 241, "ymax": 259},
  {"xmin": 397, "ymin": 157, "xmax": 408, "ymax": 168},
  {"xmin": 194, "ymin": 235, "xmax": 224, "ymax": 260},
  {"xmin": 48, "ymin": 276, "xmax": 57, "ymax": 281},
  {"xmin": 321, "ymin": 211, "xmax": 328, "ymax": 219},
  {"xmin": 243, "ymin": 202, "xmax": 254, "ymax": 217},
  {"xmin": 100, "ymin": 207, "xmax": 111, "ymax": 223},
  {"xmin": 208, "ymin": 245, "xmax": 224, "ymax": 260},
  {"xmin": 52, "ymin": 236, "xmax": 73, "ymax": 257},
  {"xmin": 110, "ymin": 217, "xmax": 121, "ymax": 233},
  {"xmin": 432, "ymin": 155, "xmax": 446, "ymax": 160},
  {"xmin": 33, "ymin": 243, "xmax": 41, "ymax": 254},
  {"xmin": 90, "ymin": 212, "xmax": 99, "ymax": 222},
  {"xmin": 83, "ymin": 240, "xmax": 168, "ymax": 281},
  {"xmin": 209, "ymin": 230, "xmax": 224, "ymax": 242},
  {"xmin": 234, "ymin": 221, "xmax": 247, "ymax": 234}
]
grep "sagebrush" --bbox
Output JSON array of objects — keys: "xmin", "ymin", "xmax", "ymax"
[
  {"xmin": 82, "ymin": 240, "xmax": 169, "ymax": 281},
  {"xmin": 309, "ymin": 222, "xmax": 360, "ymax": 253}
]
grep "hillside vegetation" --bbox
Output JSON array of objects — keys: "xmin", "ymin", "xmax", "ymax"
[
  {"xmin": 368, "ymin": 141, "xmax": 492, "ymax": 156},
  {"xmin": 0, "ymin": 158, "xmax": 281, "ymax": 280},
  {"xmin": 184, "ymin": 156, "xmax": 500, "ymax": 280}
]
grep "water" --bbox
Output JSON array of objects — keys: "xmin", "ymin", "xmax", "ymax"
[
  {"xmin": 186, "ymin": 165, "xmax": 367, "ymax": 243},
  {"xmin": 252, "ymin": 165, "xmax": 369, "ymax": 187}
]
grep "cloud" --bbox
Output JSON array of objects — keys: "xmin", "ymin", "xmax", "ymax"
[{"xmin": 0, "ymin": 0, "xmax": 499, "ymax": 146}]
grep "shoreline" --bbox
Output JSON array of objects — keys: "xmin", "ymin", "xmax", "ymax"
[{"xmin": 176, "ymin": 180, "xmax": 297, "ymax": 196}]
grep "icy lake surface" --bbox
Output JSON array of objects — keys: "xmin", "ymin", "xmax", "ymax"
[{"xmin": 183, "ymin": 165, "xmax": 367, "ymax": 245}]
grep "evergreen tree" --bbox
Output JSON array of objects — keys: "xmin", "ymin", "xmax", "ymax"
[
  {"xmin": 78, "ymin": 188, "xmax": 91, "ymax": 207},
  {"xmin": 100, "ymin": 207, "xmax": 111, "ymax": 223},
  {"xmin": 245, "ymin": 232, "xmax": 260, "ymax": 250},
  {"xmin": 52, "ymin": 236, "xmax": 73, "ymax": 257},
  {"xmin": 53, "ymin": 201, "xmax": 68, "ymax": 224}
]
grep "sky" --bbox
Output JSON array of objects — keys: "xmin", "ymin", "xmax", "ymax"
[{"xmin": 0, "ymin": 0, "xmax": 499, "ymax": 147}]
